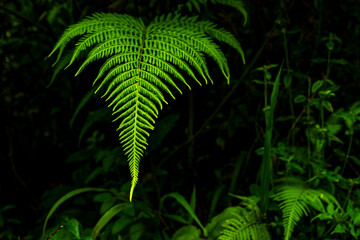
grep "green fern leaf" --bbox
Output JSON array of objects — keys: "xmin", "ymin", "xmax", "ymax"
[
  {"xmin": 274, "ymin": 185, "xmax": 343, "ymax": 240},
  {"xmin": 219, "ymin": 197, "xmax": 271, "ymax": 240},
  {"xmin": 49, "ymin": 12, "xmax": 244, "ymax": 201}
]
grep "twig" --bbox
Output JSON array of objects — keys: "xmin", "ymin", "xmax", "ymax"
[{"xmin": 44, "ymin": 225, "xmax": 63, "ymax": 240}]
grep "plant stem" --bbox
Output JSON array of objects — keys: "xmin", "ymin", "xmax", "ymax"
[
  {"xmin": 264, "ymin": 71, "xmax": 268, "ymax": 109},
  {"xmin": 307, "ymin": 77, "xmax": 312, "ymax": 177},
  {"xmin": 341, "ymin": 132, "xmax": 353, "ymax": 175},
  {"xmin": 282, "ymin": 29, "xmax": 295, "ymax": 144}
]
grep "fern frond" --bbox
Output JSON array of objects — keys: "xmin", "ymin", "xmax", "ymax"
[
  {"xmin": 274, "ymin": 185, "xmax": 343, "ymax": 240},
  {"xmin": 219, "ymin": 198, "xmax": 271, "ymax": 240},
  {"xmin": 49, "ymin": 12, "xmax": 244, "ymax": 201}
]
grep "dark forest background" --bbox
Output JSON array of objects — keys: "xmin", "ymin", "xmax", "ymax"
[{"xmin": 1, "ymin": 0, "xmax": 360, "ymax": 239}]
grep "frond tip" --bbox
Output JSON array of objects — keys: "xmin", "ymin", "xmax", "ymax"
[{"xmin": 49, "ymin": 12, "xmax": 245, "ymax": 201}]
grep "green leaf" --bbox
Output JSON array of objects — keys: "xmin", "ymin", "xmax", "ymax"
[
  {"xmin": 218, "ymin": 197, "xmax": 270, "ymax": 240},
  {"xmin": 284, "ymin": 73, "xmax": 292, "ymax": 88},
  {"xmin": 92, "ymin": 203, "xmax": 132, "ymax": 240},
  {"xmin": 70, "ymin": 90, "xmax": 93, "ymax": 128},
  {"xmin": 93, "ymin": 192, "xmax": 117, "ymax": 214},
  {"xmin": 265, "ymin": 71, "xmax": 272, "ymax": 80},
  {"xmin": 322, "ymin": 100, "xmax": 334, "ymax": 112},
  {"xmin": 312, "ymin": 80, "xmax": 323, "ymax": 93},
  {"xmin": 294, "ymin": 94, "xmax": 307, "ymax": 103},
  {"xmin": 311, "ymin": 57, "xmax": 327, "ymax": 63},
  {"xmin": 42, "ymin": 187, "xmax": 108, "ymax": 237},
  {"xmin": 161, "ymin": 213, "xmax": 189, "ymax": 225},
  {"xmin": 111, "ymin": 213, "xmax": 134, "ymax": 235},
  {"xmin": 63, "ymin": 218, "xmax": 81, "ymax": 239},
  {"xmin": 129, "ymin": 222, "xmax": 144, "ymax": 240},
  {"xmin": 252, "ymin": 79, "xmax": 265, "ymax": 85},
  {"xmin": 78, "ymin": 108, "xmax": 110, "ymax": 146},
  {"xmin": 331, "ymin": 58, "xmax": 348, "ymax": 65},
  {"xmin": 160, "ymin": 192, "xmax": 207, "ymax": 237},
  {"xmin": 171, "ymin": 225, "xmax": 202, "ymax": 240},
  {"xmin": 214, "ymin": 0, "xmax": 248, "ymax": 25},
  {"xmin": 331, "ymin": 223, "xmax": 347, "ymax": 234},
  {"xmin": 205, "ymin": 207, "xmax": 243, "ymax": 239},
  {"xmin": 260, "ymin": 64, "xmax": 282, "ymax": 212},
  {"xmin": 190, "ymin": 186, "xmax": 197, "ymax": 224},
  {"xmin": 274, "ymin": 185, "xmax": 343, "ymax": 240},
  {"xmin": 207, "ymin": 185, "xmax": 225, "ymax": 222}
]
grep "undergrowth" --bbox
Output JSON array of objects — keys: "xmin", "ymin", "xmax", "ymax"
[{"xmin": 1, "ymin": 0, "xmax": 360, "ymax": 239}]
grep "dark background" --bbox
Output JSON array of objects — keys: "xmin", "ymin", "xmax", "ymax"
[{"xmin": 1, "ymin": 0, "xmax": 360, "ymax": 239}]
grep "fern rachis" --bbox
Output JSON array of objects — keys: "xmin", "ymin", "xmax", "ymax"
[{"xmin": 48, "ymin": 12, "xmax": 244, "ymax": 201}]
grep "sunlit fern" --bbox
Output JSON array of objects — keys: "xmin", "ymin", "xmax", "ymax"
[
  {"xmin": 219, "ymin": 197, "xmax": 271, "ymax": 240},
  {"xmin": 274, "ymin": 184, "xmax": 343, "ymax": 240},
  {"xmin": 48, "ymin": 12, "xmax": 245, "ymax": 201}
]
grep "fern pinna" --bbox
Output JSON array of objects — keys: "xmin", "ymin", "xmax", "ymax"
[{"xmin": 48, "ymin": 12, "xmax": 244, "ymax": 201}]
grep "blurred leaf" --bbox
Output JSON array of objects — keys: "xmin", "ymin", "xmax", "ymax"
[
  {"xmin": 63, "ymin": 217, "xmax": 81, "ymax": 239},
  {"xmin": 311, "ymin": 58, "xmax": 327, "ymax": 63},
  {"xmin": 294, "ymin": 94, "xmax": 307, "ymax": 103},
  {"xmin": 331, "ymin": 59, "xmax": 348, "ymax": 65},
  {"xmin": 284, "ymin": 73, "xmax": 292, "ymax": 88},
  {"xmin": 312, "ymin": 80, "xmax": 324, "ymax": 93},
  {"xmin": 129, "ymin": 222, "xmax": 144, "ymax": 240},
  {"xmin": 70, "ymin": 90, "xmax": 94, "ymax": 128},
  {"xmin": 85, "ymin": 167, "xmax": 103, "ymax": 185},
  {"xmin": 322, "ymin": 100, "xmax": 334, "ymax": 112},
  {"xmin": 43, "ymin": 187, "xmax": 108, "ymax": 237},
  {"xmin": 46, "ymin": 51, "xmax": 72, "ymax": 88},
  {"xmin": 208, "ymin": 185, "xmax": 225, "ymax": 222},
  {"xmin": 190, "ymin": 186, "xmax": 196, "ymax": 224},
  {"xmin": 215, "ymin": 0, "xmax": 248, "ymax": 25},
  {"xmin": 111, "ymin": 214, "xmax": 133, "ymax": 235},
  {"xmin": 93, "ymin": 192, "xmax": 117, "ymax": 215},
  {"xmin": 78, "ymin": 108, "xmax": 111, "ymax": 145},
  {"xmin": 205, "ymin": 207, "xmax": 243, "ymax": 239},
  {"xmin": 160, "ymin": 192, "xmax": 207, "ymax": 236},
  {"xmin": 332, "ymin": 224, "xmax": 347, "ymax": 234},
  {"xmin": 149, "ymin": 114, "xmax": 179, "ymax": 150},
  {"xmin": 92, "ymin": 203, "xmax": 132, "ymax": 240},
  {"xmin": 161, "ymin": 213, "xmax": 189, "ymax": 225},
  {"xmin": 171, "ymin": 225, "xmax": 201, "ymax": 240}
]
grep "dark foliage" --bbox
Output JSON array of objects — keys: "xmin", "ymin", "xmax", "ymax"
[{"xmin": 1, "ymin": 0, "xmax": 360, "ymax": 239}]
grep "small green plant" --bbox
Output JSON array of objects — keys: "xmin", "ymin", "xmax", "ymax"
[
  {"xmin": 48, "ymin": 12, "xmax": 245, "ymax": 201},
  {"xmin": 274, "ymin": 183, "xmax": 343, "ymax": 240},
  {"xmin": 0, "ymin": 205, "xmax": 20, "ymax": 240},
  {"xmin": 219, "ymin": 196, "xmax": 271, "ymax": 240}
]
